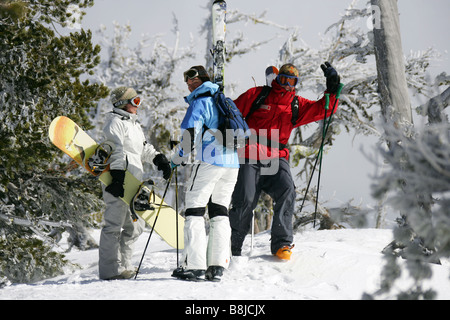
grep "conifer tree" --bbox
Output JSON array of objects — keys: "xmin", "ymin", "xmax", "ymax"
[{"xmin": 0, "ymin": 0, "xmax": 108, "ymax": 284}]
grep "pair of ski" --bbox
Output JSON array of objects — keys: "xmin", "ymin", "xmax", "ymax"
[{"xmin": 212, "ymin": 1, "xmax": 279, "ymax": 89}]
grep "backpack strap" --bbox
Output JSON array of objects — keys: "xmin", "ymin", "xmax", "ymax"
[
  {"xmin": 291, "ymin": 96, "xmax": 299, "ymax": 125},
  {"xmin": 188, "ymin": 91, "xmax": 215, "ymax": 134},
  {"xmin": 196, "ymin": 91, "xmax": 213, "ymax": 99},
  {"xmin": 245, "ymin": 85, "xmax": 272, "ymax": 121},
  {"xmin": 245, "ymin": 85, "xmax": 299, "ymax": 126},
  {"xmin": 244, "ymin": 87, "xmax": 300, "ymax": 151}
]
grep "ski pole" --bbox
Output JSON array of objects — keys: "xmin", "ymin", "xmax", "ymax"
[
  {"xmin": 313, "ymin": 83, "xmax": 344, "ymax": 227},
  {"xmin": 250, "ymin": 211, "xmax": 255, "ymax": 255},
  {"xmin": 135, "ymin": 169, "xmax": 175, "ymax": 279},
  {"xmin": 313, "ymin": 93, "xmax": 330, "ymax": 228},
  {"xmin": 298, "ymin": 84, "xmax": 344, "ymax": 227},
  {"xmin": 175, "ymin": 166, "xmax": 179, "ymax": 268},
  {"xmin": 298, "ymin": 96, "xmax": 330, "ymax": 217}
]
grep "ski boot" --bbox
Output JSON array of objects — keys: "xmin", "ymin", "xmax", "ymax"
[
  {"xmin": 274, "ymin": 244, "xmax": 294, "ymax": 261},
  {"xmin": 104, "ymin": 269, "xmax": 135, "ymax": 281},
  {"xmin": 171, "ymin": 267, "xmax": 205, "ymax": 282},
  {"xmin": 205, "ymin": 266, "xmax": 224, "ymax": 282}
]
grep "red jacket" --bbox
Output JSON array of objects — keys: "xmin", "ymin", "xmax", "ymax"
[{"xmin": 234, "ymin": 80, "xmax": 338, "ymax": 161}]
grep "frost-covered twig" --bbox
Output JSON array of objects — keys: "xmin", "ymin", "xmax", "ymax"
[
  {"xmin": 226, "ymin": 9, "xmax": 291, "ymax": 31},
  {"xmin": 0, "ymin": 211, "xmax": 72, "ymax": 229}
]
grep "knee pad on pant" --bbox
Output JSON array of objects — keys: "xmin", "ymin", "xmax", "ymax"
[
  {"xmin": 185, "ymin": 207, "xmax": 206, "ymax": 217},
  {"xmin": 208, "ymin": 201, "xmax": 228, "ymax": 219}
]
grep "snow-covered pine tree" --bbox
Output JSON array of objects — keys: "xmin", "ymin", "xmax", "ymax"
[
  {"xmin": 368, "ymin": 117, "xmax": 450, "ymax": 299},
  {"xmin": 0, "ymin": 0, "xmax": 108, "ymax": 285},
  {"xmin": 368, "ymin": 0, "xmax": 449, "ymax": 299}
]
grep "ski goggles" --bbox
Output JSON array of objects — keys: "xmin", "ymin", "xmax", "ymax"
[
  {"xmin": 184, "ymin": 68, "xmax": 200, "ymax": 82},
  {"xmin": 277, "ymin": 74, "xmax": 298, "ymax": 87},
  {"xmin": 113, "ymin": 96, "xmax": 142, "ymax": 108},
  {"xmin": 128, "ymin": 96, "xmax": 142, "ymax": 107}
]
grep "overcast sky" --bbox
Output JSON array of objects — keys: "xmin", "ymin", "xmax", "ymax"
[
  {"xmin": 82, "ymin": 0, "xmax": 449, "ymax": 85},
  {"xmin": 80, "ymin": 0, "xmax": 449, "ymax": 223}
]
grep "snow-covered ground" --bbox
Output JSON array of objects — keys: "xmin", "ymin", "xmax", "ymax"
[{"xmin": 1, "ymin": 228, "xmax": 449, "ymax": 300}]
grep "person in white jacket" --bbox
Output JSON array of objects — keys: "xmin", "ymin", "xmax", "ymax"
[{"xmin": 99, "ymin": 87, "xmax": 171, "ymax": 280}]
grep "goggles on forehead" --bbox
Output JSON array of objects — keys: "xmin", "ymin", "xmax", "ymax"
[
  {"xmin": 184, "ymin": 68, "xmax": 199, "ymax": 82},
  {"xmin": 277, "ymin": 74, "xmax": 298, "ymax": 87},
  {"xmin": 113, "ymin": 95, "xmax": 143, "ymax": 108}
]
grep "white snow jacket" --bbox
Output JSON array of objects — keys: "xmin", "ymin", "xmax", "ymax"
[{"xmin": 103, "ymin": 108, "xmax": 159, "ymax": 181}]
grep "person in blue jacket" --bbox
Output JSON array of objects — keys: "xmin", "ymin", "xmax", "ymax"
[{"xmin": 171, "ymin": 65, "xmax": 239, "ymax": 282}]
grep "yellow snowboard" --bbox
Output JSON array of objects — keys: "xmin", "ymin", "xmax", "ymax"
[{"xmin": 48, "ymin": 116, "xmax": 184, "ymax": 249}]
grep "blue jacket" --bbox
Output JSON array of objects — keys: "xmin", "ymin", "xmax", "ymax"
[{"xmin": 178, "ymin": 81, "xmax": 239, "ymax": 168}]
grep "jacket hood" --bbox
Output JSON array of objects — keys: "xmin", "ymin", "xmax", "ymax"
[
  {"xmin": 184, "ymin": 81, "xmax": 219, "ymax": 105},
  {"xmin": 111, "ymin": 107, "xmax": 139, "ymax": 123}
]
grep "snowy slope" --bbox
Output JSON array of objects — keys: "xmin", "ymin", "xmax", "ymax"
[{"xmin": 1, "ymin": 228, "xmax": 449, "ymax": 300}]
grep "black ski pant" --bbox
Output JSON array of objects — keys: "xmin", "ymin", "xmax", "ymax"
[{"xmin": 229, "ymin": 158, "xmax": 295, "ymax": 255}]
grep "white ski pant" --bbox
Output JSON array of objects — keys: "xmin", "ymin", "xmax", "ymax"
[
  {"xmin": 182, "ymin": 162, "xmax": 239, "ymax": 270},
  {"xmin": 99, "ymin": 186, "xmax": 145, "ymax": 279}
]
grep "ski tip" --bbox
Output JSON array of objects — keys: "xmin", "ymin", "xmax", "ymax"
[
  {"xmin": 212, "ymin": 0, "xmax": 227, "ymax": 8},
  {"xmin": 265, "ymin": 66, "xmax": 279, "ymax": 86},
  {"xmin": 265, "ymin": 66, "xmax": 279, "ymax": 76}
]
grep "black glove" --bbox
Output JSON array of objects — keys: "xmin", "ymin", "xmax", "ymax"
[
  {"xmin": 153, "ymin": 153, "xmax": 171, "ymax": 180},
  {"xmin": 321, "ymin": 62, "xmax": 340, "ymax": 94},
  {"xmin": 105, "ymin": 170, "xmax": 125, "ymax": 198}
]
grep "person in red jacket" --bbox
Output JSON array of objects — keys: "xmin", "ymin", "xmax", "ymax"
[{"xmin": 229, "ymin": 62, "xmax": 340, "ymax": 260}]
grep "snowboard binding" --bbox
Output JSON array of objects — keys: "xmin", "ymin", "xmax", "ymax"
[
  {"xmin": 130, "ymin": 179, "xmax": 156, "ymax": 222},
  {"xmin": 87, "ymin": 142, "xmax": 114, "ymax": 175}
]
